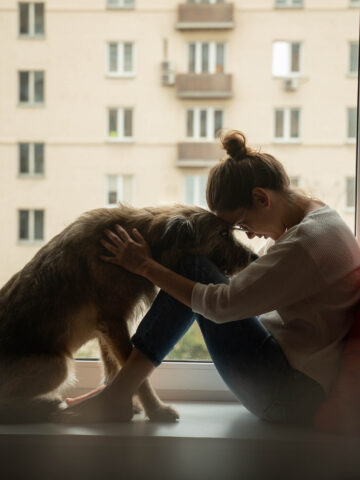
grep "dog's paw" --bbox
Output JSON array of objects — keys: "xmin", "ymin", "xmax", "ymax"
[
  {"xmin": 132, "ymin": 397, "xmax": 143, "ymax": 415},
  {"xmin": 147, "ymin": 403, "xmax": 180, "ymax": 423}
]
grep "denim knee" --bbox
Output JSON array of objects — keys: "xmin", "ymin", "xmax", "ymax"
[{"xmin": 176, "ymin": 254, "xmax": 229, "ymax": 286}]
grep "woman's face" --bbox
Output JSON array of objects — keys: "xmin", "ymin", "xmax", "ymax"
[{"xmin": 215, "ymin": 189, "xmax": 287, "ymax": 241}]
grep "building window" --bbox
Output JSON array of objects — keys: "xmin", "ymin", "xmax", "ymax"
[
  {"xmin": 347, "ymin": 108, "xmax": 357, "ymax": 141},
  {"xmin": 188, "ymin": 42, "xmax": 225, "ymax": 74},
  {"xmin": 345, "ymin": 177, "xmax": 355, "ymax": 209},
  {"xmin": 186, "ymin": 107, "xmax": 223, "ymax": 140},
  {"xmin": 187, "ymin": 0, "xmax": 225, "ymax": 3},
  {"xmin": 107, "ymin": 42, "xmax": 135, "ymax": 76},
  {"xmin": 18, "ymin": 143, "xmax": 44, "ymax": 176},
  {"xmin": 275, "ymin": 0, "xmax": 303, "ymax": 7},
  {"xmin": 19, "ymin": 71, "xmax": 44, "ymax": 105},
  {"xmin": 272, "ymin": 41, "xmax": 302, "ymax": 77},
  {"xmin": 107, "ymin": 0, "xmax": 135, "ymax": 8},
  {"xmin": 19, "ymin": 2, "xmax": 44, "ymax": 37},
  {"xmin": 289, "ymin": 176, "xmax": 300, "ymax": 188},
  {"xmin": 350, "ymin": 0, "xmax": 360, "ymax": 6},
  {"xmin": 108, "ymin": 108, "xmax": 133, "ymax": 140},
  {"xmin": 106, "ymin": 175, "xmax": 134, "ymax": 206},
  {"xmin": 349, "ymin": 42, "xmax": 359, "ymax": 75},
  {"xmin": 274, "ymin": 108, "xmax": 300, "ymax": 141},
  {"xmin": 185, "ymin": 175, "xmax": 207, "ymax": 208},
  {"xmin": 18, "ymin": 209, "xmax": 44, "ymax": 241}
]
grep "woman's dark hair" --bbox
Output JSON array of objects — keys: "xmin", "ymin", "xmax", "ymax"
[{"xmin": 206, "ymin": 130, "xmax": 290, "ymax": 212}]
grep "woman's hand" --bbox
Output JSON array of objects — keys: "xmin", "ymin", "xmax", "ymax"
[{"xmin": 100, "ymin": 225, "xmax": 152, "ymax": 276}]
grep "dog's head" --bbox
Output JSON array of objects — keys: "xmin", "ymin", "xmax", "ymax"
[{"xmin": 150, "ymin": 205, "xmax": 257, "ymax": 276}]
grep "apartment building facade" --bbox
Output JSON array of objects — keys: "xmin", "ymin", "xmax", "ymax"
[{"xmin": 0, "ymin": 0, "xmax": 358, "ymax": 286}]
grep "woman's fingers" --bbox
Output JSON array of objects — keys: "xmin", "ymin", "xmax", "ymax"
[
  {"xmin": 115, "ymin": 224, "xmax": 132, "ymax": 242},
  {"xmin": 100, "ymin": 238, "xmax": 121, "ymax": 255},
  {"xmin": 132, "ymin": 228, "xmax": 145, "ymax": 244}
]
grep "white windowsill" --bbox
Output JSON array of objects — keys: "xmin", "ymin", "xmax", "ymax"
[
  {"xmin": 1, "ymin": 403, "xmax": 360, "ymax": 479},
  {"xmin": 17, "ymin": 174, "xmax": 45, "ymax": 179},
  {"xmin": 18, "ymin": 34, "xmax": 45, "ymax": 40},
  {"xmin": 71, "ymin": 360, "xmax": 236, "ymax": 402},
  {"xmin": 106, "ymin": 73, "xmax": 136, "ymax": 79},
  {"xmin": 106, "ymin": 137, "xmax": 134, "ymax": 143}
]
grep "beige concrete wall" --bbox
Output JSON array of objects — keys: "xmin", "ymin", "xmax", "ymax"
[{"xmin": 0, "ymin": 0, "xmax": 358, "ymax": 286}]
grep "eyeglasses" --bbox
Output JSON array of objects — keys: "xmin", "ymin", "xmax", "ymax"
[{"xmin": 232, "ymin": 224, "xmax": 249, "ymax": 232}]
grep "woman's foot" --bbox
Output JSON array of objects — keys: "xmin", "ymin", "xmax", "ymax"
[
  {"xmin": 58, "ymin": 387, "xmax": 133, "ymax": 424},
  {"xmin": 65, "ymin": 384, "xmax": 106, "ymax": 407}
]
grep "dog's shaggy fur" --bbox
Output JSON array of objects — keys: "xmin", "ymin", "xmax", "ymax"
[{"xmin": 0, "ymin": 204, "xmax": 255, "ymax": 423}]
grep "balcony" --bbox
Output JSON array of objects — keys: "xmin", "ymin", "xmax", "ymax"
[
  {"xmin": 176, "ymin": 3, "xmax": 234, "ymax": 30},
  {"xmin": 177, "ymin": 142, "xmax": 223, "ymax": 167},
  {"xmin": 176, "ymin": 73, "xmax": 232, "ymax": 99}
]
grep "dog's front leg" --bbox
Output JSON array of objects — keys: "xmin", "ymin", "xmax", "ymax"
[
  {"xmin": 103, "ymin": 320, "xmax": 179, "ymax": 422},
  {"xmin": 137, "ymin": 379, "xmax": 179, "ymax": 422}
]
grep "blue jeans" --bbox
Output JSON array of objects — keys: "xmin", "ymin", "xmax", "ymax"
[{"xmin": 131, "ymin": 255, "xmax": 326, "ymax": 424}]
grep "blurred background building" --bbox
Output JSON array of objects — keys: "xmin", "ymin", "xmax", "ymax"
[{"xmin": 0, "ymin": 0, "xmax": 358, "ymax": 358}]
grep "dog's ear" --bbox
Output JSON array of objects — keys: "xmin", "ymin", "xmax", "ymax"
[{"xmin": 158, "ymin": 215, "xmax": 195, "ymax": 249}]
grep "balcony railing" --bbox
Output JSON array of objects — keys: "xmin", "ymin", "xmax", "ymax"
[
  {"xmin": 176, "ymin": 73, "xmax": 232, "ymax": 99},
  {"xmin": 176, "ymin": 3, "xmax": 234, "ymax": 30},
  {"xmin": 177, "ymin": 142, "xmax": 223, "ymax": 167}
]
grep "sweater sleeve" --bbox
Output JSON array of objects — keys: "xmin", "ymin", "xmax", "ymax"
[{"xmin": 191, "ymin": 238, "xmax": 325, "ymax": 323}]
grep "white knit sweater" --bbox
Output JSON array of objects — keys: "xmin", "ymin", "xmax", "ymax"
[{"xmin": 191, "ymin": 206, "xmax": 360, "ymax": 393}]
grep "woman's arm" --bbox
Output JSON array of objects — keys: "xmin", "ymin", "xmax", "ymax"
[{"xmin": 101, "ymin": 225, "xmax": 195, "ymax": 308}]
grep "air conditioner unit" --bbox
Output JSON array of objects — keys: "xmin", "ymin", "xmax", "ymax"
[
  {"xmin": 161, "ymin": 61, "xmax": 175, "ymax": 86},
  {"xmin": 283, "ymin": 77, "xmax": 299, "ymax": 91}
]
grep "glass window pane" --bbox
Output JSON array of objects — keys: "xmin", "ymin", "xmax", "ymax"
[
  {"xmin": 34, "ymin": 71, "xmax": 44, "ymax": 103},
  {"xmin": 348, "ymin": 108, "xmax": 357, "ymax": 139},
  {"xmin": 200, "ymin": 109, "xmax": 207, "ymax": 137},
  {"xmin": 34, "ymin": 210, "xmax": 44, "ymax": 240},
  {"xmin": 108, "ymin": 175, "xmax": 117, "ymax": 204},
  {"xmin": 291, "ymin": 43, "xmax": 300, "ymax": 73},
  {"xmin": 275, "ymin": 109, "xmax": 284, "ymax": 138},
  {"xmin": 19, "ymin": 72, "xmax": 29, "ymax": 103},
  {"xmin": 34, "ymin": 3, "xmax": 44, "ymax": 35},
  {"xmin": 123, "ymin": 176, "xmax": 133, "ymax": 203},
  {"xmin": 216, "ymin": 43, "xmax": 225, "ymax": 73},
  {"xmin": 123, "ymin": 108, "xmax": 133, "ymax": 137},
  {"xmin": 214, "ymin": 109, "xmax": 223, "ymax": 137},
  {"xmin": 19, "ymin": 3, "xmax": 29, "ymax": 35},
  {"xmin": 272, "ymin": 42, "xmax": 290, "ymax": 76},
  {"xmin": 109, "ymin": 109, "xmax": 117, "ymax": 136},
  {"xmin": 19, "ymin": 210, "xmax": 29, "ymax": 240},
  {"xmin": 201, "ymin": 43, "xmax": 209, "ymax": 73},
  {"xmin": 186, "ymin": 109, "xmax": 194, "ymax": 137},
  {"xmin": 19, "ymin": 143, "xmax": 29, "ymax": 174},
  {"xmin": 290, "ymin": 109, "xmax": 300, "ymax": 138},
  {"xmin": 109, "ymin": 43, "xmax": 118, "ymax": 72},
  {"xmin": 188, "ymin": 43, "xmax": 196, "ymax": 73},
  {"xmin": 34, "ymin": 143, "xmax": 44, "ymax": 174},
  {"xmin": 199, "ymin": 175, "xmax": 207, "ymax": 207},
  {"xmin": 350, "ymin": 43, "xmax": 359, "ymax": 74},
  {"xmin": 185, "ymin": 176, "xmax": 195, "ymax": 204},
  {"xmin": 346, "ymin": 177, "xmax": 355, "ymax": 208},
  {"xmin": 123, "ymin": 43, "xmax": 133, "ymax": 72}
]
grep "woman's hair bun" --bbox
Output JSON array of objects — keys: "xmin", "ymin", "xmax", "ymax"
[{"xmin": 220, "ymin": 130, "xmax": 250, "ymax": 161}]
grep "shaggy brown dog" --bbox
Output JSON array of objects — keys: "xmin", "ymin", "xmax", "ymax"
[{"xmin": 0, "ymin": 204, "xmax": 255, "ymax": 423}]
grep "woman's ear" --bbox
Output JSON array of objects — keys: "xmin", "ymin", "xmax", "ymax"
[{"xmin": 252, "ymin": 187, "xmax": 271, "ymax": 208}]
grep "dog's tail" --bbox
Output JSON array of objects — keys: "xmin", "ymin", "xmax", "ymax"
[{"xmin": 0, "ymin": 398, "xmax": 62, "ymax": 424}]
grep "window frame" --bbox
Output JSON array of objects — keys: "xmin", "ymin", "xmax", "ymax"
[
  {"xmin": 18, "ymin": 70, "xmax": 45, "ymax": 106},
  {"xmin": 274, "ymin": 0, "xmax": 304, "ymax": 8},
  {"xmin": 273, "ymin": 107, "xmax": 301, "ymax": 143},
  {"xmin": 18, "ymin": 2, "xmax": 45, "ymax": 38},
  {"xmin": 17, "ymin": 208, "xmax": 45, "ymax": 244},
  {"xmin": 105, "ymin": 174, "xmax": 135, "ymax": 206},
  {"xmin": 348, "ymin": 107, "xmax": 357, "ymax": 143},
  {"xmin": 107, "ymin": 107, "xmax": 134, "ymax": 142},
  {"xmin": 187, "ymin": 42, "xmax": 226, "ymax": 74},
  {"xmin": 106, "ymin": 0, "xmax": 135, "ymax": 10},
  {"xmin": 186, "ymin": 106, "xmax": 224, "ymax": 141},
  {"xmin": 18, "ymin": 142, "xmax": 45, "ymax": 177},
  {"xmin": 106, "ymin": 41, "xmax": 136, "ymax": 78},
  {"xmin": 184, "ymin": 174, "xmax": 208, "ymax": 208},
  {"xmin": 272, "ymin": 41, "xmax": 303, "ymax": 78},
  {"xmin": 349, "ymin": 42, "xmax": 359, "ymax": 77}
]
